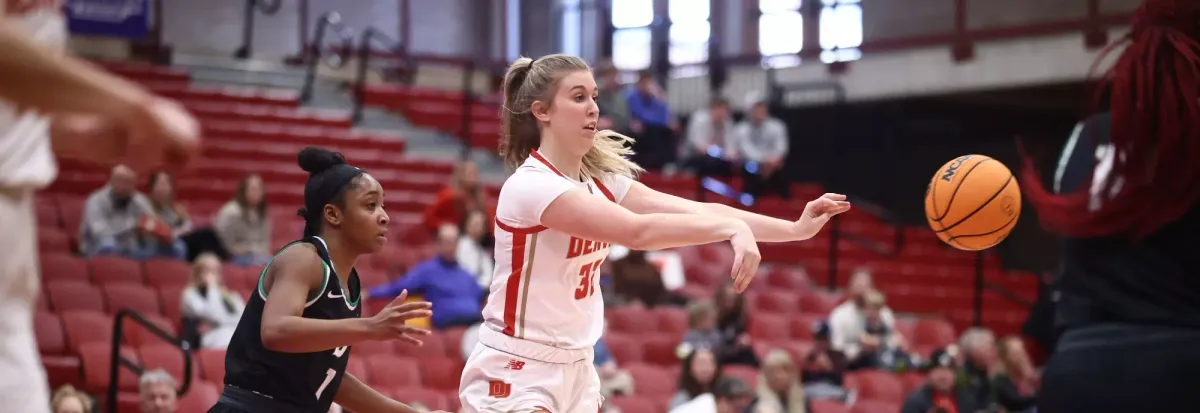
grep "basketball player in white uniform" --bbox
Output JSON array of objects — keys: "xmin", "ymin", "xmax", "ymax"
[
  {"xmin": 459, "ymin": 54, "xmax": 850, "ymax": 412},
  {"xmin": 0, "ymin": 3, "xmax": 200, "ymax": 410}
]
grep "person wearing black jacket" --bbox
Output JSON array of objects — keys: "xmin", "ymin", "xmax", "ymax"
[{"xmin": 901, "ymin": 348, "xmax": 983, "ymax": 413}]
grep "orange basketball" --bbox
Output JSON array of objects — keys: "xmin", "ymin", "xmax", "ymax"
[{"xmin": 924, "ymin": 155, "xmax": 1021, "ymax": 251}]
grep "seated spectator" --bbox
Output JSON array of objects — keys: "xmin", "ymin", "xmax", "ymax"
[
  {"xmin": 993, "ymin": 336, "xmax": 1038, "ymax": 412},
  {"xmin": 456, "ymin": 210, "xmax": 494, "ymax": 289},
  {"xmin": 78, "ymin": 165, "xmax": 153, "ymax": 257},
  {"xmin": 670, "ymin": 376, "xmax": 756, "ymax": 413},
  {"xmin": 732, "ymin": 94, "xmax": 790, "ymax": 199},
  {"xmin": 214, "ymin": 174, "xmax": 271, "ymax": 266},
  {"xmin": 181, "ymin": 253, "xmax": 245, "ymax": 349},
  {"xmin": 801, "ymin": 321, "xmax": 849, "ymax": 401},
  {"xmin": 830, "ymin": 271, "xmax": 906, "ymax": 367},
  {"xmin": 595, "ymin": 320, "xmax": 635, "ymax": 399},
  {"xmin": 51, "ymin": 385, "xmax": 93, "ymax": 413},
  {"xmin": 610, "ymin": 249, "xmax": 671, "ymax": 307},
  {"xmin": 669, "ymin": 348, "xmax": 723, "ymax": 409},
  {"xmin": 595, "ymin": 60, "xmax": 631, "ymax": 133},
  {"xmin": 625, "ymin": 70, "xmax": 678, "ymax": 170},
  {"xmin": 756, "ymin": 349, "xmax": 807, "ymax": 413},
  {"xmin": 845, "ymin": 290, "xmax": 913, "ymax": 370},
  {"xmin": 901, "ymin": 348, "xmax": 980, "ymax": 413},
  {"xmin": 139, "ymin": 171, "xmax": 190, "ymax": 259},
  {"xmin": 139, "ymin": 369, "xmax": 177, "ymax": 413},
  {"xmin": 958, "ymin": 327, "xmax": 1000, "ymax": 409},
  {"xmin": 678, "ymin": 300, "xmax": 723, "ymax": 356},
  {"xmin": 423, "ymin": 160, "xmax": 486, "ymax": 233},
  {"xmin": 713, "ymin": 281, "xmax": 760, "ymax": 366},
  {"xmin": 682, "ymin": 98, "xmax": 737, "ymax": 178},
  {"xmin": 367, "ymin": 224, "xmax": 483, "ymax": 329}
]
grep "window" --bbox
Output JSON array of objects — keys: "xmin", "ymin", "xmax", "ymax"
[
  {"xmin": 668, "ymin": 0, "xmax": 710, "ymax": 66},
  {"xmin": 612, "ymin": 0, "xmax": 654, "ymax": 70},
  {"xmin": 758, "ymin": 0, "xmax": 804, "ymax": 67},
  {"xmin": 819, "ymin": 0, "xmax": 863, "ymax": 63},
  {"xmin": 560, "ymin": 0, "xmax": 583, "ymax": 57}
]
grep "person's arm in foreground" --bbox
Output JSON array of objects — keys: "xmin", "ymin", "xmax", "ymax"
[
  {"xmin": 541, "ymin": 188, "xmax": 761, "ymax": 291},
  {"xmin": 620, "ymin": 181, "xmax": 851, "ymax": 242},
  {"xmin": 259, "ymin": 244, "xmax": 431, "ymax": 353},
  {"xmin": 334, "ymin": 373, "xmax": 447, "ymax": 413}
]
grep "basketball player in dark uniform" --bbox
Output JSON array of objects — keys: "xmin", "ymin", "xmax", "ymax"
[
  {"xmin": 209, "ymin": 147, "xmax": 445, "ymax": 413},
  {"xmin": 1017, "ymin": 1, "xmax": 1200, "ymax": 411}
]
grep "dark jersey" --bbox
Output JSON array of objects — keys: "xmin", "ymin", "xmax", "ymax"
[
  {"xmin": 1054, "ymin": 113, "xmax": 1200, "ymax": 329},
  {"xmin": 221, "ymin": 236, "xmax": 363, "ymax": 412}
]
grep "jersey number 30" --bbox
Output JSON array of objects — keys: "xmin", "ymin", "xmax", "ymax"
[
  {"xmin": 575, "ymin": 259, "xmax": 603, "ymax": 300},
  {"xmin": 316, "ymin": 345, "xmax": 349, "ymax": 399}
]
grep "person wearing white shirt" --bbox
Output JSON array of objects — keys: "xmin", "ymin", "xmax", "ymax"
[
  {"xmin": 180, "ymin": 253, "xmax": 245, "ymax": 349},
  {"xmin": 669, "ymin": 377, "xmax": 759, "ymax": 413},
  {"xmin": 732, "ymin": 96, "xmax": 790, "ymax": 199},
  {"xmin": 682, "ymin": 98, "xmax": 737, "ymax": 177},
  {"xmin": 455, "ymin": 210, "xmax": 495, "ymax": 289}
]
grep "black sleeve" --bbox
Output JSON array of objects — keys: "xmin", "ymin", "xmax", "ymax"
[{"xmin": 900, "ymin": 391, "xmax": 931, "ymax": 413}]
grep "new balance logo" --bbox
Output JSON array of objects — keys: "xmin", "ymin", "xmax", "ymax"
[
  {"xmin": 504, "ymin": 359, "xmax": 526, "ymax": 370},
  {"xmin": 487, "ymin": 380, "xmax": 511, "ymax": 398}
]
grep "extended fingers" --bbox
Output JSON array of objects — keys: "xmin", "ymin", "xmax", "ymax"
[{"xmin": 823, "ymin": 193, "xmax": 847, "ymax": 201}]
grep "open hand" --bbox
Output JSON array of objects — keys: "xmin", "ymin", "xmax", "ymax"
[
  {"xmin": 369, "ymin": 289, "xmax": 433, "ymax": 346},
  {"xmin": 793, "ymin": 193, "xmax": 852, "ymax": 240}
]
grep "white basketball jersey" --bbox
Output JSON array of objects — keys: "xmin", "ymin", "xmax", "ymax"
[
  {"xmin": 482, "ymin": 150, "xmax": 634, "ymax": 350},
  {"xmin": 0, "ymin": 3, "xmax": 66, "ymax": 189}
]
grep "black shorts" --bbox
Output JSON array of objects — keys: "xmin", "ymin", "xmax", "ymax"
[
  {"xmin": 1039, "ymin": 322, "xmax": 1200, "ymax": 413},
  {"xmin": 209, "ymin": 385, "xmax": 318, "ymax": 413}
]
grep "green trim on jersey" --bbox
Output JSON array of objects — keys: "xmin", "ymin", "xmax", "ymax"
[{"xmin": 256, "ymin": 240, "xmax": 332, "ymax": 305}]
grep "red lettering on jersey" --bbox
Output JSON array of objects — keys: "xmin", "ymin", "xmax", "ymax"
[
  {"xmin": 566, "ymin": 236, "xmax": 610, "ymax": 259},
  {"xmin": 574, "ymin": 259, "xmax": 603, "ymax": 299},
  {"xmin": 487, "ymin": 380, "xmax": 512, "ymax": 398}
]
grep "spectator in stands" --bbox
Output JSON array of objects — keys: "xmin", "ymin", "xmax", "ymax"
[
  {"xmin": 595, "ymin": 60, "xmax": 631, "ymax": 133},
  {"xmin": 901, "ymin": 348, "xmax": 980, "ymax": 413},
  {"xmin": 756, "ymin": 349, "xmax": 808, "ymax": 413},
  {"xmin": 682, "ymin": 97, "xmax": 737, "ymax": 178},
  {"xmin": 139, "ymin": 171, "xmax": 190, "ymax": 259},
  {"xmin": 139, "ymin": 369, "xmax": 177, "ymax": 413},
  {"xmin": 610, "ymin": 249, "xmax": 670, "ymax": 307},
  {"xmin": 957, "ymin": 327, "xmax": 1000, "ymax": 410},
  {"xmin": 801, "ymin": 321, "xmax": 849, "ymax": 401},
  {"xmin": 214, "ymin": 173, "xmax": 271, "ymax": 266},
  {"xmin": 51, "ymin": 385, "xmax": 93, "ymax": 413},
  {"xmin": 679, "ymin": 299, "xmax": 723, "ymax": 356},
  {"xmin": 181, "ymin": 252, "xmax": 245, "ymax": 349},
  {"xmin": 732, "ymin": 94, "xmax": 790, "ymax": 199},
  {"xmin": 78, "ymin": 164, "xmax": 153, "ymax": 257},
  {"xmin": 625, "ymin": 70, "xmax": 678, "ymax": 170},
  {"xmin": 713, "ymin": 281, "xmax": 760, "ymax": 366},
  {"xmin": 669, "ymin": 348, "xmax": 723, "ymax": 409},
  {"xmin": 830, "ymin": 271, "xmax": 905, "ymax": 367},
  {"xmin": 844, "ymin": 290, "xmax": 913, "ymax": 370},
  {"xmin": 670, "ymin": 376, "xmax": 757, "ymax": 413},
  {"xmin": 456, "ymin": 210, "xmax": 494, "ymax": 289},
  {"xmin": 423, "ymin": 160, "xmax": 486, "ymax": 233},
  {"xmin": 594, "ymin": 320, "xmax": 635, "ymax": 399},
  {"xmin": 366, "ymin": 224, "xmax": 483, "ymax": 329},
  {"xmin": 992, "ymin": 336, "xmax": 1038, "ymax": 412}
]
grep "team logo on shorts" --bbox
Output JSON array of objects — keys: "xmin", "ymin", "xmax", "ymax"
[
  {"xmin": 504, "ymin": 359, "xmax": 526, "ymax": 370},
  {"xmin": 487, "ymin": 379, "xmax": 511, "ymax": 398}
]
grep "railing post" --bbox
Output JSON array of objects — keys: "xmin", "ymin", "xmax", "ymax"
[
  {"xmin": 298, "ymin": 19, "xmax": 326, "ymax": 103},
  {"xmin": 105, "ymin": 312, "xmax": 125, "ymax": 413},
  {"xmin": 973, "ymin": 251, "xmax": 985, "ymax": 327},
  {"xmin": 352, "ymin": 31, "xmax": 372, "ymax": 124},
  {"xmin": 235, "ymin": 0, "xmax": 255, "ymax": 59},
  {"xmin": 460, "ymin": 59, "xmax": 477, "ymax": 160}
]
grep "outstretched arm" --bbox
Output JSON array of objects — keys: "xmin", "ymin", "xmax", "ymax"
[
  {"xmin": 334, "ymin": 373, "xmax": 434, "ymax": 413},
  {"xmin": 619, "ymin": 181, "xmax": 850, "ymax": 242}
]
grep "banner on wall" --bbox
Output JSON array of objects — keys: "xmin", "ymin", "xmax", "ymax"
[{"xmin": 63, "ymin": 0, "xmax": 150, "ymax": 39}]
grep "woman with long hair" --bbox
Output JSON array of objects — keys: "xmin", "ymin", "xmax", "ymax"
[
  {"xmin": 1018, "ymin": 0, "xmax": 1200, "ymax": 411},
  {"xmin": 457, "ymin": 54, "xmax": 850, "ymax": 412}
]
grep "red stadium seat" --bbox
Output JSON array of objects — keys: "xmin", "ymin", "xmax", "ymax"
[
  {"xmin": 766, "ymin": 266, "xmax": 812, "ymax": 291},
  {"xmin": 138, "ymin": 344, "xmax": 197, "ymax": 384},
  {"xmin": 755, "ymin": 290, "xmax": 802, "ymax": 313},
  {"xmin": 58, "ymin": 197, "xmax": 84, "ymax": 233},
  {"xmin": 624, "ymin": 363, "xmax": 675, "ymax": 397},
  {"xmin": 419, "ymin": 357, "xmax": 465, "ymax": 391},
  {"xmin": 603, "ymin": 333, "xmax": 644, "ymax": 364},
  {"xmin": 391, "ymin": 387, "xmax": 448, "ymax": 411},
  {"xmin": 178, "ymin": 381, "xmax": 220, "ymax": 412},
  {"xmin": 800, "ymin": 291, "xmax": 841, "ymax": 314},
  {"xmin": 35, "ymin": 195, "xmax": 61, "ymax": 227},
  {"xmin": 47, "ymin": 281, "xmax": 106, "ymax": 313},
  {"xmin": 900, "ymin": 372, "xmax": 926, "ymax": 393},
  {"xmin": 810, "ymin": 399, "xmax": 851, "ymax": 413},
  {"xmin": 61, "ymin": 310, "xmax": 113, "ymax": 352},
  {"xmin": 40, "ymin": 253, "xmax": 90, "ymax": 284},
  {"xmin": 402, "ymin": 332, "xmax": 446, "ymax": 359},
  {"xmin": 102, "ymin": 283, "xmax": 162, "ymax": 315},
  {"xmin": 35, "ymin": 311, "xmax": 81, "ymax": 386},
  {"xmin": 441, "ymin": 326, "xmax": 468, "ymax": 360},
  {"xmin": 197, "ymin": 348, "xmax": 227, "ymax": 384},
  {"xmin": 89, "ymin": 255, "xmax": 144, "ymax": 285},
  {"xmin": 609, "ymin": 396, "xmax": 657, "ymax": 413},
  {"xmin": 123, "ymin": 313, "xmax": 177, "ymax": 347},
  {"xmin": 642, "ymin": 333, "xmax": 681, "ymax": 366},
  {"xmin": 364, "ymin": 355, "xmax": 422, "ymax": 387},
  {"xmin": 607, "ymin": 306, "xmax": 654, "ymax": 333},
  {"xmin": 748, "ymin": 313, "xmax": 791, "ymax": 341},
  {"xmin": 851, "ymin": 370, "xmax": 905, "ymax": 403},
  {"xmin": 39, "ymin": 227, "xmax": 72, "ymax": 253},
  {"xmin": 79, "ymin": 342, "xmax": 139, "ymax": 392},
  {"xmin": 653, "ymin": 306, "xmax": 688, "ymax": 336},
  {"xmin": 723, "ymin": 364, "xmax": 759, "ymax": 388},
  {"xmin": 851, "ymin": 400, "xmax": 899, "ymax": 413},
  {"xmin": 143, "ymin": 259, "xmax": 191, "ymax": 288},
  {"xmin": 156, "ymin": 285, "xmax": 185, "ymax": 323},
  {"xmin": 346, "ymin": 357, "xmax": 370, "ymax": 382},
  {"xmin": 913, "ymin": 319, "xmax": 957, "ymax": 348},
  {"xmin": 352, "ymin": 339, "xmax": 395, "ymax": 357}
]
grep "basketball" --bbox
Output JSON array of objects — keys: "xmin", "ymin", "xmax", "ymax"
[{"xmin": 924, "ymin": 155, "xmax": 1021, "ymax": 251}]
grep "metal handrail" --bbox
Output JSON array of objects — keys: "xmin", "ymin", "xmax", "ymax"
[
  {"xmin": 105, "ymin": 310, "xmax": 193, "ymax": 413},
  {"xmin": 351, "ymin": 26, "xmax": 417, "ymax": 123},
  {"xmin": 299, "ymin": 12, "xmax": 355, "ymax": 103},
  {"xmin": 234, "ymin": 0, "xmax": 284, "ymax": 59}
]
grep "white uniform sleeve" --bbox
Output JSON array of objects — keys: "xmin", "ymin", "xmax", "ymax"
[
  {"xmin": 598, "ymin": 173, "xmax": 636, "ymax": 204},
  {"xmin": 496, "ymin": 167, "xmax": 578, "ymax": 228}
]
